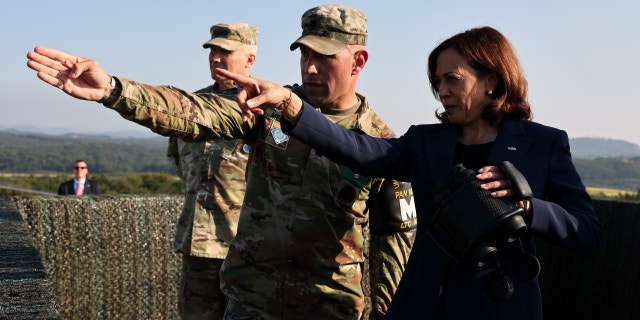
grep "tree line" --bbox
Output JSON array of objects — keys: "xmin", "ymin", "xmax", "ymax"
[
  {"xmin": 0, "ymin": 131, "xmax": 639, "ymax": 199},
  {"xmin": 574, "ymin": 157, "xmax": 640, "ymax": 191},
  {"xmin": 0, "ymin": 131, "xmax": 174, "ymax": 175},
  {"xmin": 0, "ymin": 173, "xmax": 183, "ymax": 196},
  {"xmin": 0, "ymin": 131, "xmax": 182, "ymax": 195}
]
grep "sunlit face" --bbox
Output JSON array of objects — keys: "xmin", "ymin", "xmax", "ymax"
[
  {"xmin": 433, "ymin": 48, "xmax": 492, "ymax": 125},
  {"xmin": 73, "ymin": 161, "xmax": 88, "ymax": 180},
  {"xmin": 209, "ymin": 46, "xmax": 252, "ymax": 89},
  {"xmin": 299, "ymin": 45, "xmax": 355, "ymax": 108}
]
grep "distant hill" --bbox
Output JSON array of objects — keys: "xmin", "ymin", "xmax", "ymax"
[
  {"xmin": 574, "ymin": 157, "xmax": 640, "ymax": 191},
  {"xmin": 1, "ymin": 130, "xmax": 639, "ymax": 191},
  {"xmin": 3, "ymin": 128, "xmax": 638, "ymax": 158},
  {"xmin": 570, "ymin": 137, "xmax": 640, "ymax": 159},
  {"xmin": 567, "ymin": 138, "xmax": 640, "ymax": 191},
  {"xmin": 0, "ymin": 130, "xmax": 172, "ymax": 175},
  {"xmin": 0, "ymin": 125, "xmax": 156, "ymax": 139}
]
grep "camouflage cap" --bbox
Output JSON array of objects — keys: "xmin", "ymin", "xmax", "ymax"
[
  {"xmin": 290, "ymin": 4, "xmax": 367, "ymax": 55},
  {"xmin": 202, "ymin": 23, "xmax": 258, "ymax": 51}
]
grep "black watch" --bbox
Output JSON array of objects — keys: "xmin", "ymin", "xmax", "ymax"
[{"xmin": 98, "ymin": 76, "xmax": 120, "ymax": 105}]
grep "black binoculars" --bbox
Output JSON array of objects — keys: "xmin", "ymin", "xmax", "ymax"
[{"xmin": 429, "ymin": 162, "xmax": 540, "ymax": 300}]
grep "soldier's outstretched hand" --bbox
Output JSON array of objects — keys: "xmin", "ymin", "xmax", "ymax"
[
  {"xmin": 216, "ymin": 68, "xmax": 303, "ymax": 123},
  {"xmin": 27, "ymin": 46, "xmax": 112, "ymax": 102}
]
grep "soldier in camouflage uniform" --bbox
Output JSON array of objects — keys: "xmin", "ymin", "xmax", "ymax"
[
  {"xmin": 165, "ymin": 23, "xmax": 257, "ymax": 320},
  {"xmin": 366, "ymin": 179, "xmax": 416, "ymax": 319},
  {"xmin": 26, "ymin": 5, "xmax": 415, "ymax": 319}
]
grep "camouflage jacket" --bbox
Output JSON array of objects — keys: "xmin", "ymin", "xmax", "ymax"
[
  {"xmin": 107, "ymin": 79, "xmax": 406, "ymax": 319},
  {"xmin": 166, "ymin": 84, "xmax": 248, "ymax": 259}
]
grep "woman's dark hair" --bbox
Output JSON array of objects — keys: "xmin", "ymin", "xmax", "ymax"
[{"xmin": 427, "ymin": 26, "xmax": 532, "ymax": 125}]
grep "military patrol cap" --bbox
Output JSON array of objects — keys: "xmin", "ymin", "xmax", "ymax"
[
  {"xmin": 203, "ymin": 23, "xmax": 258, "ymax": 51},
  {"xmin": 290, "ymin": 4, "xmax": 367, "ymax": 55}
]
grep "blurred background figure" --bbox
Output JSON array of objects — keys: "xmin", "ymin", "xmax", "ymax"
[{"xmin": 57, "ymin": 159, "xmax": 101, "ymax": 195}]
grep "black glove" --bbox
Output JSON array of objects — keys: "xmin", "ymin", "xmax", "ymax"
[{"xmin": 432, "ymin": 162, "xmax": 528, "ymax": 266}]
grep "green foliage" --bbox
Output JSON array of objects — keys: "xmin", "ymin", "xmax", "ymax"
[
  {"xmin": 0, "ymin": 130, "xmax": 184, "ymax": 195},
  {"xmin": 574, "ymin": 156, "xmax": 640, "ymax": 191},
  {"xmin": 0, "ymin": 173, "xmax": 183, "ymax": 195},
  {"xmin": 96, "ymin": 173, "xmax": 184, "ymax": 194},
  {"xmin": 1, "ymin": 130, "xmax": 639, "ymax": 198},
  {"xmin": 589, "ymin": 190, "xmax": 640, "ymax": 201},
  {"xmin": 0, "ymin": 131, "xmax": 174, "ymax": 175}
]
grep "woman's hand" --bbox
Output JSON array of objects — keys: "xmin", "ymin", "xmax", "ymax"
[
  {"xmin": 476, "ymin": 165, "xmax": 512, "ymax": 196},
  {"xmin": 477, "ymin": 165, "xmax": 532, "ymax": 215}
]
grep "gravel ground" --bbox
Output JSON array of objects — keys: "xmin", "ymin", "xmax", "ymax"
[{"xmin": 0, "ymin": 197, "xmax": 59, "ymax": 320}]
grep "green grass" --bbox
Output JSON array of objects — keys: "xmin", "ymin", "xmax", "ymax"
[{"xmin": 587, "ymin": 187, "xmax": 637, "ymax": 198}]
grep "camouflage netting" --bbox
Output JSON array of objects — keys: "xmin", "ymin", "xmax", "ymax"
[
  {"xmin": 4, "ymin": 195, "xmax": 380, "ymax": 320},
  {"xmin": 536, "ymin": 199, "xmax": 640, "ymax": 319},
  {"xmin": 10, "ymin": 195, "xmax": 183, "ymax": 320},
  {"xmin": 3, "ymin": 196, "xmax": 640, "ymax": 319}
]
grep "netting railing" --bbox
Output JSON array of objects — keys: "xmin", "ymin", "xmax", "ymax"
[{"xmin": 3, "ymin": 196, "xmax": 640, "ymax": 319}]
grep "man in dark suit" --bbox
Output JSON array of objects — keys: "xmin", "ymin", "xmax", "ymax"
[{"xmin": 57, "ymin": 159, "xmax": 101, "ymax": 195}]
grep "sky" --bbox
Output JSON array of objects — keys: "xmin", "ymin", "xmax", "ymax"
[{"xmin": 3, "ymin": 0, "xmax": 640, "ymax": 145}]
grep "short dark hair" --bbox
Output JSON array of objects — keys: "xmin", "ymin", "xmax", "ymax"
[{"xmin": 428, "ymin": 26, "xmax": 532, "ymax": 125}]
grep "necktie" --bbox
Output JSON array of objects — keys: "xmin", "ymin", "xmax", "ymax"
[{"xmin": 76, "ymin": 182, "xmax": 84, "ymax": 195}]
